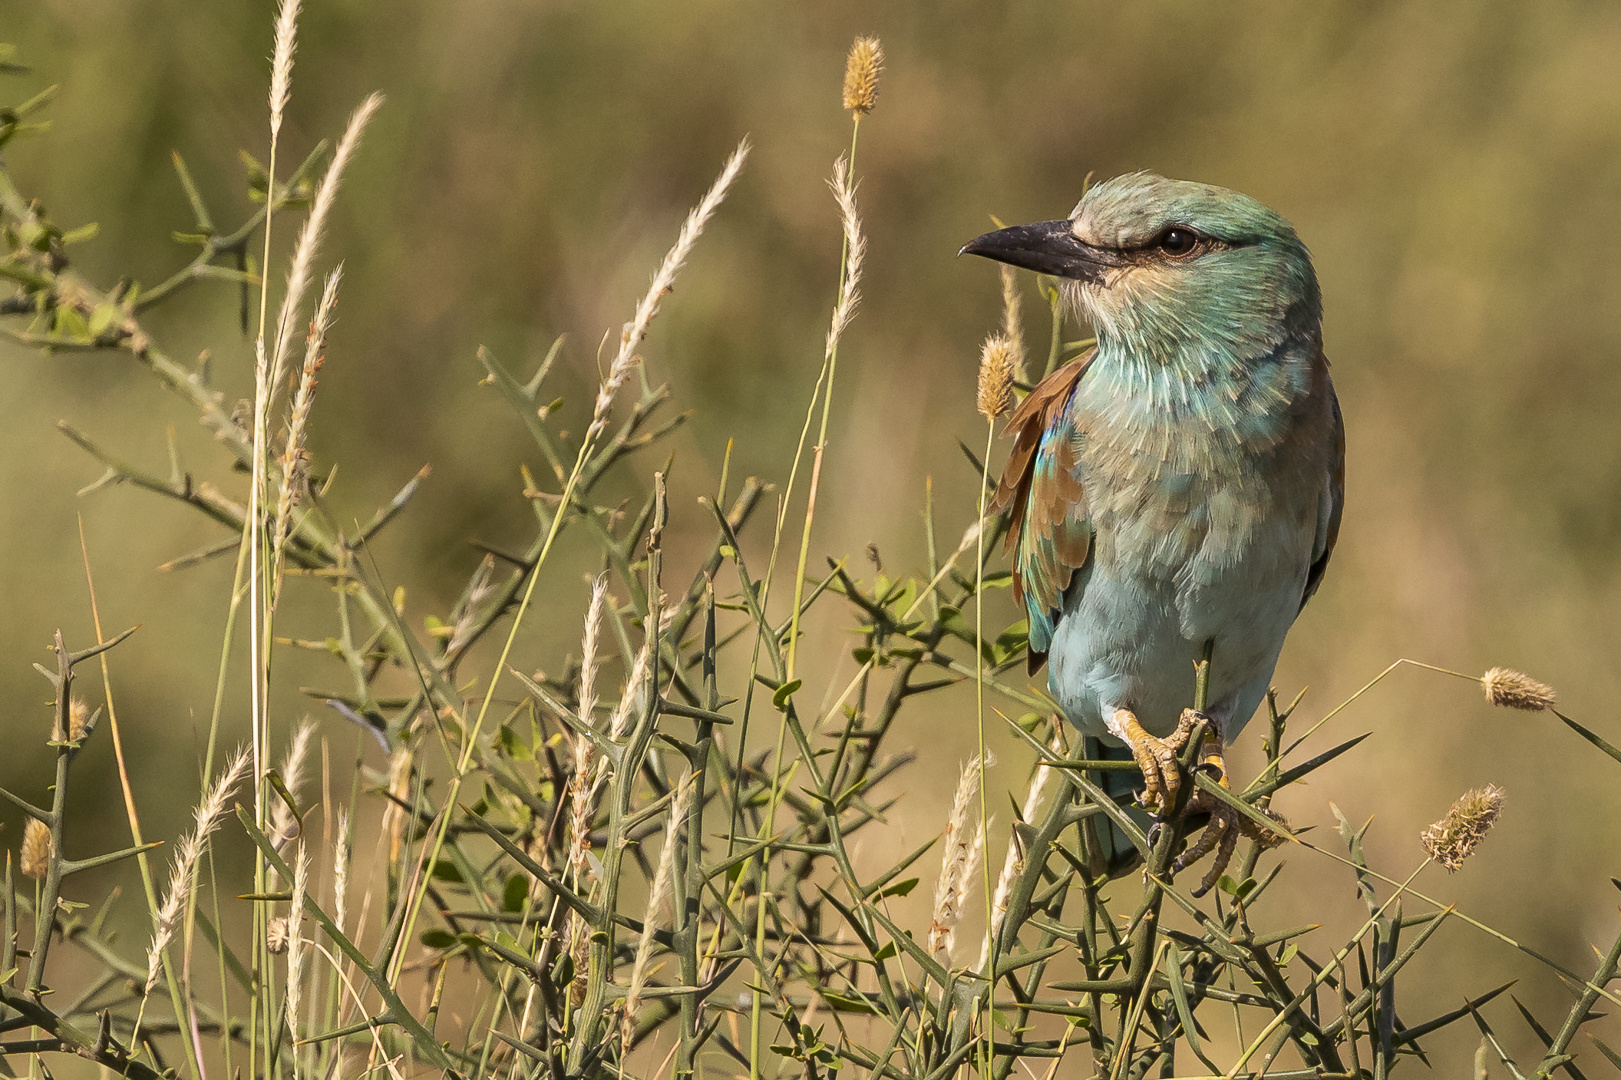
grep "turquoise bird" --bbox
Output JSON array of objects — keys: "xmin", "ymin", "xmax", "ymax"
[{"xmin": 963, "ymin": 173, "xmax": 1344, "ymax": 893}]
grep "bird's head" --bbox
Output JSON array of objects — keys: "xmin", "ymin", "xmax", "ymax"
[{"xmin": 963, "ymin": 172, "xmax": 1320, "ymax": 365}]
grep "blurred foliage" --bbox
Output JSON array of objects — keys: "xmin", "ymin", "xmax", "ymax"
[{"xmin": 2, "ymin": 1, "xmax": 1621, "ymax": 1072}]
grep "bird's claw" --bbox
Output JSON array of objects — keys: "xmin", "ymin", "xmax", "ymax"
[
  {"xmin": 1114, "ymin": 707, "xmax": 1286, "ymax": 895},
  {"xmin": 1116, "ymin": 707, "xmax": 1201, "ymax": 815},
  {"xmin": 1168, "ymin": 738, "xmax": 1288, "ymax": 897}
]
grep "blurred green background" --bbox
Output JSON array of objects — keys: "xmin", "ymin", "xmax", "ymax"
[{"xmin": 4, "ymin": 0, "xmax": 1621, "ymax": 1069}]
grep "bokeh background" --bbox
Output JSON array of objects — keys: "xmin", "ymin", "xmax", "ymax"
[{"xmin": 4, "ymin": 0, "xmax": 1620, "ymax": 1071}]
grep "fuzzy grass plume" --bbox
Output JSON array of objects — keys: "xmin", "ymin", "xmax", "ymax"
[
  {"xmin": 976, "ymin": 332, "xmax": 1016, "ymax": 420},
  {"xmin": 145, "ymin": 747, "xmax": 251, "ymax": 993},
  {"xmin": 1482, "ymin": 667, "xmax": 1556, "ymax": 711},
  {"xmin": 841, "ymin": 36, "xmax": 883, "ymax": 115},
  {"xmin": 591, "ymin": 140, "xmax": 750, "ymax": 438},
  {"xmin": 1422, "ymin": 784, "xmax": 1506, "ymax": 871},
  {"xmin": 929, "ymin": 757, "xmax": 985, "ymax": 959}
]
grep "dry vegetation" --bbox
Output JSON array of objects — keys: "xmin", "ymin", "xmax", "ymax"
[{"xmin": 1, "ymin": 10, "xmax": 1619, "ymax": 1080}]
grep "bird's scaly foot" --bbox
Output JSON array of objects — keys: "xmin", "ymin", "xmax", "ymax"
[
  {"xmin": 1168, "ymin": 719, "xmax": 1288, "ymax": 897},
  {"xmin": 1111, "ymin": 707, "xmax": 1199, "ymax": 816}
]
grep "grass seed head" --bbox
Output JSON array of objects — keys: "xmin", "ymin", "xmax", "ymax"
[
  {"xmin": 929, "ymin": 757, "xmax": 984, "ymax": 958},
  {"xmin": 977, "ymin": 333, "xmax": 1016, "ymax": 420},
  {"xmin": 1481, "ymin": 667, "xmax": 1556, "ymax": 711},
  {"xmin": 842, "ymin": 37, "xmax": 883, "ymax": 115},
  {"xmin": 1421, "ymin": 784, "xmax": 1505, "ymax": 871}
]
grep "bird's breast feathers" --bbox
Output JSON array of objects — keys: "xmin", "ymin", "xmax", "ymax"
[{"xmin": 995, "ymin": 336, "xmax": 1343, "ymax": 710}]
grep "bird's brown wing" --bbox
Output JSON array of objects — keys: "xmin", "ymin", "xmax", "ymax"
[{"xmin": 992, "ymin": 351, "xmax": 1096, "ymax": 672}]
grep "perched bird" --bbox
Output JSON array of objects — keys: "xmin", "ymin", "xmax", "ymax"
[{"xmin": 963, "ymin": 172, "xmax": 1344, "ymax": 892}]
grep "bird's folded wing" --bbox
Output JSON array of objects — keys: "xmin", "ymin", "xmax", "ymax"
[
  {"xmin": 991, "ymin": 352, "xmax": 1096, "ymax": 671},
  {"xmin": 1300, "ymin": 374, "xmax": 1345, "ymax": 610}
]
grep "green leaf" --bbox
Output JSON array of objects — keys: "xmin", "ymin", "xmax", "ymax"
[
  {"xmin": 430, "ymin": 860, "xmax": 463, "ymax": 884},
  {"xmin": 817, "ymin": 991, "xmax": 879, "ymax": 1015},
  {"xmin": 54, "ymin": 306, "xmax": 90, "ymax": 338},
  {"xmin": 420, "ymin": 929, "xmax": 454, "ymax": 949},
  {"xmin": 59, "ymin": 221, "xmax": 98, "ymax": 246},
  {"xmin": 503, "ymin": 873, "xmax": 528, "ymax": 913},
  {"xmin": 877, "ymin": 877, "xmax": 918, "ymax": 900},
  {"xmin": 772, "ymin": 679, "xmax": 802, "ymax": 710},
  {"xmin": 496, "ymin": 724, "xmax": 532, "ymax": 761},
  {"xmin": 17, "ymin": 220, "xmax": 47, "ymax": 250},
  {"xmin": 240, "ymin": 149, "xmax": 269, "ymax": 197},
  {"xmin": 87, "ymin": 302, "xmax": 117, "ymax": 337}
]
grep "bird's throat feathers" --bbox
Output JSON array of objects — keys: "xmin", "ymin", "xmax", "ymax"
[{"xmin": 1066, "ymin": 246, "xmax": 1323, "ymax": 445}]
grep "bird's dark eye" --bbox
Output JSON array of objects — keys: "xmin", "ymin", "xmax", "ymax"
[{"xmin": 1159, "ymin": 227, "xmax": 1199, "ymax": 255}]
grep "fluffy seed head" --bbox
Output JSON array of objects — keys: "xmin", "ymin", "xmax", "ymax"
[
  {"xmin": 267, "ymin": 916, "xmax": 290, "ymax": 955},
  {"xmin": 977, "ymin": 333, "xmax": 1016, "ymax": 420},
  {"xmin": 68, "ymin": 698, "xmax": 93, "ymax": 742},
  {"xmin": 1421, "ymin": 785, "xmax": 1505, "ymax": 872},
  {"xmin": 21, "ymin": 819, "xmax": 50, "ymax": 880},
  {"xmin": 842, "ymin": 37, "xmax": 883, "ymax": 114},
  {"xmin": 1481, "ymin": 667, "xmax": 1556, "ymax": 712}
]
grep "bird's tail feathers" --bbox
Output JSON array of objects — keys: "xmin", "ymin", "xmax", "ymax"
[{"xmin": 1083, "ymin": 734, "xmax": 1152, "ymax": 877}]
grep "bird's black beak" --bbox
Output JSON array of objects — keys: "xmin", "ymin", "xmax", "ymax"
[{"xmin": 959, "ymin": 219, "xmax": 1123, "ymax": 283}]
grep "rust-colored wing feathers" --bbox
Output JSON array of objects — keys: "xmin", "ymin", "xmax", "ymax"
[{"xmin": 992, "ymin": 352, "xmax": 1095, "ymax": 669}]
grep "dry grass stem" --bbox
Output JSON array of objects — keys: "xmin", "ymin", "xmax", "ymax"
[
  {"xmin": 145, "ymin": 746, "xmax": 252, "ymax": 993},
  {"xmin": 591, "ymin": 139, "xmax": 750, "ymax": 438},
  {"xmin": 1422, "ymin": 784, "xmax": 1506, "ymax": 871},
  {"xmin": 1481, "ymin": 667, "xmax": 1556, "ymax": 712},
  {"xmin": 841, "ymin": 36, "xmax": 883, "ymax": 114}
]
